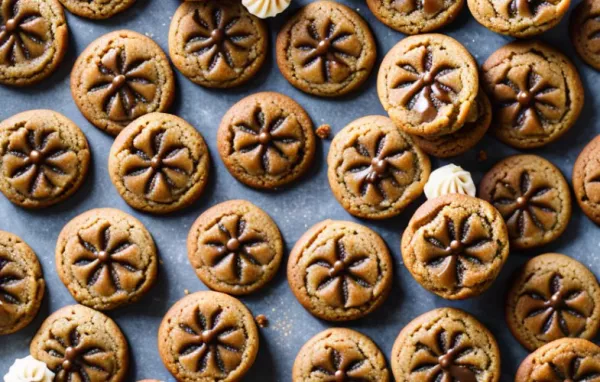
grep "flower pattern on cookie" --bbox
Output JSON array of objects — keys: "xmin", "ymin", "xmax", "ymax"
[
  {"xmin": 310, "ymin": 344, "xmax": 372, "ymax": 380},
  {"xmin": 0, "ymin": 256, "xmax": 24, "ymax": 312},
  {"xmin": 0, "ymin": 0, "xmax": 49, "ymax": 66},
  {"xmin": 391, "ymin": 0, "xmax": 445, "ymax": 15},
  {"xmin": 533, "ymin": 355, "xmax": 600, "ymax": 381},
  {"xmin": 507, "ymin": 0, "xmax": 556, "ymax": 18}
]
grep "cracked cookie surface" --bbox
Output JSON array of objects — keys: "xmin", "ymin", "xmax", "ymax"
[
  {"xmin": 571, "ymin": 0, "xmax": 600, "ymax": 71},
  {"xmin": 58, "ymin": 0, "xmax": 135, "ymax": 19},
  {"xmin": 573, "ymin": 135, "xmax": 600, "ymax": 225}
]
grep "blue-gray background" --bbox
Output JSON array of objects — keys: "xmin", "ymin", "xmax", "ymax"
[{"xmin": 1, "ymin": 0, "xmax": 598, "ymax": 380}]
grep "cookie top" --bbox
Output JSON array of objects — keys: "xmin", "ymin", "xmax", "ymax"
[
  {"xmin": 158, "ymin": 291, "xmax": 259, "ymax": 382},
  {"xmin": 482, "ymin": 41, "xmax": 584, "ymax": 149},
  {"xmin": 71, "ymin": 30, "xmax": 175, "ymax": 136},
  {"xmin": 187, "ymin": 200, "xmax": 283, "ymax": 295},
  {"xmin": 0, "ymin": 110, "xmax": 90, "ymax": 208},
  {"xmin": 377, "ymin": 34, "xmax": 478, "ymax": 137},
  {"xmin": 571, "ymin": 0, "xmax": 600, "ymax": 71},
  {"xmin": 217, "ymin": 92, "xmax": 316, "ymax": 189},
  {"xmin": 109, "ymin": 113, "xmax": 210, "ymax": 214},
  {"xmin": 479, "ymin": 155, "xmax": 571, "ymax": 249},
  {"xmin": 401, "ymin": 194, "xmax": 509, "ymax": 300},
  {"xmin": 275, "ymin": 0, "xmax": 377, "ymax": 97},
  {"xmin": 327, "ymin": 115, "xmax": 431, "ymax": 219},
  {"xmin": 0, "ymin": 231, "xmax": 44, "ymax": 336},
  {"xmin": 391, "ymin": 308, "xmax": 501, "ymax": 382},
  {"xmin": 55, "ymin": 208, "xmax": 158, "ymax": 311},
  {"xmin": 292, "ymin": 328, "xmax": 390, "ymax": 382},
  {"xmin": 168, "ymin": 0, "xmax": 268, "ymax": 88},
  {"xmin": 515, "ymin": 338, "xmax": 600, "ymax": 381},
  {"xmin": 287, "ymin": 220, "xmax": 393, "ymax": 321},
  {"xmin": 367, "ymin": 0, "xmax": 465, "ymax": 35},
  {"xmin": 58, "ymin": 0, "xmax": 135, "ymax": 19},
  {"xmin": 0, "ymin": 0, "xmax": 68, "ymax": 86},
  {"xmin": 573, "ymin": 135, "xmax": 600, "ymax": 225}
]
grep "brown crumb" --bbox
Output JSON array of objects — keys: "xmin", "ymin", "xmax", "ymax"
[
  {"xmin": 316, "ymin": 124, "xmax": 331, "ymax": 139},
  {"xmin": 477, "ymin": 150, "xmax": 488, "ymax": 162},
  {"xmin": 255, "ymin": 314, "xmax": 269, "ymax": 328},
  {"xmin": 184, "ymin": 289, "xmax": 190, "ymax": 295}
]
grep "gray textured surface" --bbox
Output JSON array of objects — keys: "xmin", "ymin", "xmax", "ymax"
[{"xmin": 0, "ymin": 0, "xmax": 599, "ymax": 380}]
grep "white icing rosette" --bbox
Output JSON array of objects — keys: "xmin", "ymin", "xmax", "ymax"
[
  {"xmin": 424, "ymin": 164, "xmax": 476, "ymax": 199},
  {"xmin": 242, "ymin": 0, "xmax": 291, "ymax": 18},
  {"xmin": 3, "ymin": 356, "xmax": 54, "ymax": 382}
]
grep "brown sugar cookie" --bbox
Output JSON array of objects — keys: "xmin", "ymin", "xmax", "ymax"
[
  {"xmin": 479, "ymin": 155, "xmax": 571, "ymax": 250},
  {"xmin": 0, "ymin": 231, "xmax": 44, "ymax": 336},
  {"xmin": 158, "ymin": 291, "xmax": 259, "ymax": 382},
  {"xmin": 377, "ymin": 34, "xmax": 479, "ymax": 137},
  {"xmin": 571, "ymin": 0, "xmax": 600, "ymax": 71},
  {"xmin": 55, "ymin": 208, "xmax": 158, "ymax": 311},
  {"xmin": 187, "ymin": 200, "xmax": 283, "ymax": 295},
  {"xmin": 515, "ymin": 338, "xmax": 600, "ymax": 381},
  {"xmin": 506, "ymin": 253, "xmax": 600, "ymax": 352},
  {"xmin": 292, "ymin": 328, "xmax": 390, "ymax": 381},
  {"xmin": 0, "ymin": 0, "xmax": 68, "ymax": 86},
  {"xmin": 58, "ymin": 0, "xmax": 135, "ymax": 19},
  {"xmin": 109, "ymin": 113, "xmax": 210, "ymax": 214},
  {"xmin": 275, "ymin": 1, "xmax": 377, "ymax": 97},
  {"xmin": 573, "ymin": 135, "xmax": 600, "ymax": 225},
  {"xmin": 328, "ymin": 115, "xmax": 431, "ymax": 219},
  {"xmin": 482, "ymin": 41, "xmax": 584, "ymax": 149},
  {"xmin": 0, "ymin": 110, "xmax": 90, "ymax": 209},
  {"xmin": 391, "ymin": 307, "xmax": 501, "ymax": 382},
  {"xmin": 288, "ymin": 220, "xmax": 393, "ymax": 321},
  {"xmin": 401, "ymin": 194, "xmax": 509, "ymax": 300},
  {"xmin": 168, "ymin": 0, "xmax": 268, "ymax": 88},
  {"xmin": 217, "ymin": 92, "xmax": 316, "ymax": 189},
  {"xmin": 71, "ymin": 30, "xmax": 175, "ymax": 136},
  {"xmin": 30, "ymin": 304, "xmax": 129, "ymax": 382}
]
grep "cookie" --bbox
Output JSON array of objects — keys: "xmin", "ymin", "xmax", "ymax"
[
  {"xmin": 377, "ymin": 34, "xmax": 479, "ymax": 137},
  {"xmin": 292, "ymin": 328, "xmax": 390, "ymax": 381},
  {"xmin": 328, "ymin": 115, "xmax": 430, "ymax": 219},
  {"xmin": 187, "ymin": 200, "xmax": 283, "ymax": 295},
  {"xmin": 55, "ymin": 208, "xmax": 158, "ymax": 311},
  {"xmin": 0, "ymin": 110, "xmax": 90, "ymax": 208},
  {"xmin": 58, "ymin": 0, "xmax": 135, "ymax": 19},
  {"xmin": 158, "ymin": 291, "xmax": 259, "ymax": 382},
  {"xmin": 479, "ymin": 155, "xmax": 571, "ymax": 250},
  {"xmin": 0, "ymin": 231, "xmax": 44, "ymax": 335},
  {"xmin": 109, "ymin": 113, "xmax": 210, "ymax": 214},
  {"xmin": 571, "ymin": 0, "xmax": 600, "ymax": 71},
  {"xmin": 30, "ymin": 304, "xmax": 129, "ymax": 382},
  {"xmin": 573, "ymin": 135, "xmax": 600, "ymax": 225},
  {"xmin": 367, "ymin": 0, "xmax": 464, "ymax": 35},
  {"xmin": 515, "ymin": 338, "xmax": 600, "ymax": 381},
  {"xmin": 401, "ymin": 194, "xmax": 509, "ymax": 300},
  {"xmin": 0, "ymin": 0, "xmax": 68, "ymax": 86},
  {"xmin": 391, "ymin": 307, "xmax": 501, "ymax": 382},
  {"xmin": 168, "ymin": 0, "xmax": 268, "ymax": 88},
  {"xmin": 217, "ymin": 92, "xmax": 316, "ymax": 189},
  {"xmin": 482, "ymin": 41, "xmax": 584, "ymax": 149},
  {"xmin": 411, "ymin": 90, "xmax": 492, "ymax": 158},
  {"xmin": 275, "ymin": 0, "xmax": 377, "ymax": 97},
  {"xmin": 71, "ymin": 30, "xmax": 175, "ymax": 136},
  {"xmin": 288, "ymin": 220, "xmax": 393, "ymax": 321}
]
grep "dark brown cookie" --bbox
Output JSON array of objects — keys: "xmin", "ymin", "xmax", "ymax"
[
  {"xmin": 482, "ymin": 41, "xmax": 584, "ymax": 149},
  {"xmin": 479, "ymin": 155, "xmax": 571, "ymax": 250},
  {"xmin": 288, "ymin": 220, "xmax": 393, "ymax": 321},
  {"xmin": 58, "ymin": 0, "xmax": 135, "ymax": 19},
  {"xmin": 573, "ymin": 135, "xmax": 600, "ymax": 225},
  {"xmin": 571, "ymin": 0, "xmax": 600, "ymax": 71},
  {"xmin": 0, "ymin": 110, "xmax": 90, "ymax": 209},
  {"xmin": 275, "ymin": 0, "xmax": 377, "ymax": 97}
]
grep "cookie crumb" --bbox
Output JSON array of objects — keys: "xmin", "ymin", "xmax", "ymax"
[
  {"xmin": 255, "ymin": 314, "xmax": 269, "ymax": 328},
  {"xmin": 477, "ymin": 150, "xmax": 488, "ymax": 162},
  {"xmin": 316, "ymin": 124, "xmax": 331, "ymax": 139},
  {"xmin": 184, "ymin": 289, "xmax": 190, "ymax": 295}
]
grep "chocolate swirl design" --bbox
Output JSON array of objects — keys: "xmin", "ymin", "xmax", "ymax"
[{"xmin": 0, "ymin": 256, "xmax": 24, "ymax": 311}]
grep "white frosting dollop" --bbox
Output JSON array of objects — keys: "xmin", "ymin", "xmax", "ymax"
[
  {"xmin": 424, "ymin": 164, "xmax": 476, "ymax": 199},
  {"xmin": 242, "ymin": 0, "xmax": 291, "ymax": 18},
  {"xmin": 3, "ymin": 356, "xmax": 54, "ymax": 382}
]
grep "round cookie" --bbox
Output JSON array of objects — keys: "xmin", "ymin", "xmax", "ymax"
[
  {"xmin": 288, "ymin": 220, "xmax": 393, "ymax": 321},
  {"xmin": 571, "ymin": 0, "xmax": 600, "ymax": 71},
  {"xmin": 55, "ymin": 208, "xmax": 158, "ymax": 311},
  {"xmin": 377, "ymin": 34, "xmax": 479, "ymax": 137},
  {"xmin": 275, "ymin": 0, "xmax": 377, "ymax": 97},
  {"xmin": 292, "ymin": 328, "xmax": 390, "ymax": 381},
  {"xmin": 58, "ymin": 0, "xmax": 135, "ymax": 19},
  {"xmin": 391, "ymin": 308, "xmax": 501, "ymax": 382},
  {"xmin": 515, "ymin": 338, "xmax": 600, "ymax": 381},
  {"xmin": 412, "ymin": 90, "xmax": 492, "ymax": 158},
  {"xmin": 168, "ymin": 0, "xmax": 268, "ymax": 88},
  {"xmin": 0, "ymin": 0, "xmax": 68, "ymax": 86},
  {"xmin": 0, "ymin": 231, "xmax": 44, "ymax": 336},
  {"xmin": 0, "ymin": 110, "xmax": 90, "ymax": 208},
  {"xmin": 158, "ymin": 291, "xmax": 259, "ymax": 382},
  {"xmin": 367, "ymin": 0, "xmax": 465, "ymax": 35},
  {"xmin": 71, "ymin": 30, "xmax": 175, "ymax": 136},
  {"xmin": 328, "ymin": 115, "xmax": 431, "ymax": 219},
  {"xmin": 30, "ymin": 304, "xmax": 129, "ymax": 382},
  {"xmin": 401, "ymin": 194, "xmax": 509, "ymax": 300},
  {"xmin": 506, "ymin": 253, "xmax": 600, "ymax": 352},
  {"xmin": 217, "ymin": 92, "xmax": 316, "ymax": 189},
  {"xmin": 187, "ymin": 200, "xmax": 283, "ymax": 295},
  {"xmin": 109, "ymin": 113, "xmax": 210, "ymax": 214},
  {"xmin": 482, "ymin": 41, "xmax": 584, "ymax": 149},
  {"xmin": 479, "ymin": 155, "xmax": 571, "ymax": 250},
  {"xmin": 573, "ymin": 135, "xmax": 600, "ymax": 225}
]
